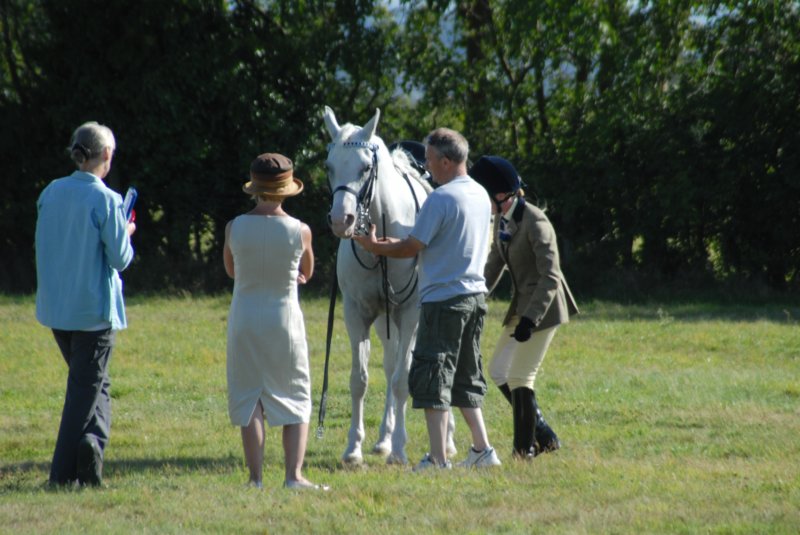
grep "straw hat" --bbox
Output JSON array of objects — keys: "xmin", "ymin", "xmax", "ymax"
[{"xmin": 242, "ymin": 153, "xmax": 304, "ymax": 197}]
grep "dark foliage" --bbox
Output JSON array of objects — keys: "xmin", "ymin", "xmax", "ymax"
[{"xmin": 1, "ymin": 0, "xmax": 798, "ymax": 299}]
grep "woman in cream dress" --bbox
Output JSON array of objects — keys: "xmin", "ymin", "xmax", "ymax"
[{"xmin": 223, "ymin": 153, "xmax": 327, "ymax": 490}]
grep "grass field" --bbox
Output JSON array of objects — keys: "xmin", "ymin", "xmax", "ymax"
[{"xmin": 1, "ymin": 294, "xmax": 799, "ymax": 534}]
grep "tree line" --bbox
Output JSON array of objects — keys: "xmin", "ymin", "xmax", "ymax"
[{"xmin": 2, "ymin": 0, "xmax": 798, "ymax": 298}]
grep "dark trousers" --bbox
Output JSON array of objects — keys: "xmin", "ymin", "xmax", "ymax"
[{"xmin": 49, "ymin": 328, "xmax": 114, "ymax": 484}]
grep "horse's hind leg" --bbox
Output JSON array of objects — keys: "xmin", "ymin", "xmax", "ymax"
[
  {"xmin": 342, "ymin": 300, "xmax": 372, "ymax": 466},
  {"xmin": 383, "ymin": 306, "xmax": 419, "ymax": 465}
]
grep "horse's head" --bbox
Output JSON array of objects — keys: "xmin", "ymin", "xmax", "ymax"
[{"xmin": 323, "ymin": 106, "xmax": 388, "ymax": 239}]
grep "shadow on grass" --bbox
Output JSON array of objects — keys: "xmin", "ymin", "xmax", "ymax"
[
  {"xmin": 0, "ymin": 460, "xmax": 51, "ymax": 478},
  {"xmin": 0, "ymin": 454, "xmax": 376, "ymax": 496},
  {"xmin": 1, "ymin": 456, "xmax": 240, "ymax": 483},
  {"xmin": 104, "ymin": 456, "xmax": 240, "ymax": 477},
  {"xmin": 575, "ymin": 301, "xmax": 800, "ymax": 323},
  {"xmin": 302, "ymin": 446, "xmax": 367, "ymax": 473}
]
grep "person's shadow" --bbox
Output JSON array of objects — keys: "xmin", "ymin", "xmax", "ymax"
[
  {"xmin": 2, "ymin": 450, "xmax": 340, "ymax": 490},
  {"xmin": 1, "ymin": 456, "xmax": 240, "ymax": 490}
]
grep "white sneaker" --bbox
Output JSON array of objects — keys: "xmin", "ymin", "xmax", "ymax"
[
  {"xmin": 413, "ymin": 453, "xmax": 452, "ymax": 472},
  {"xmin": 457, "ymin": 446, "xmax": 502, "ymax": 468}
]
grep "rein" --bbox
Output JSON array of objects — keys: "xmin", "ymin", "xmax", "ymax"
[{"xmin": 316, "ymin": 262, "xmax": 338, "ymax": 439}]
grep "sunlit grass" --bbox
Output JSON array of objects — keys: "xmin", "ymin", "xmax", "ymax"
[{"xmin": 1, "ymin": 295, "xmax": 799, "ymax": 534}]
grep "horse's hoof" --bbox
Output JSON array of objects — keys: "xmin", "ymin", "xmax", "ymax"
[
  {"xmin": 386, "ymin": 453, "xmax": 408, "ymax": 466},
  {"xmin": 342, "ymin": 453, "xmax": 364, "ymax": 466},
  {"xmin": 371, "ymin": 443, "xmax": 391, "ymax": 457}
]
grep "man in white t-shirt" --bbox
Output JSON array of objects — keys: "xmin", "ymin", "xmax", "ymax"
[{"xmin": 354, "ymin": 127, "xmax": 501, "ymax": 471}]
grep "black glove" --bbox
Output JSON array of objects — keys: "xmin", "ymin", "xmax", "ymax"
[{"xmin": 511, "ymin": 316, "xmax": 535, "ymax": 342}]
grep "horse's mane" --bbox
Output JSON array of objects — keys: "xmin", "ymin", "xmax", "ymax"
[{"xmin": 390, "ymin": 147, "xmax": 433, "ymax": 194}]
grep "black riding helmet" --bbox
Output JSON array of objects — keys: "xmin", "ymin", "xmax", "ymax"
[{"xmin": 469, "ymin": 155, "xmax": 523, "ymax": 198}]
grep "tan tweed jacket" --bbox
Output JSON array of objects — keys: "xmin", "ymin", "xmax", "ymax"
[{"xmin": 484, "ymin": 199, "xmax": 579, "ymax": 330}]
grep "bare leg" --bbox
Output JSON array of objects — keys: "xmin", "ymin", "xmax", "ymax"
[
  {"xmin": 424, "ymin": 408, "xmax": 450, "ymax": 465},
  {"xmin": 241, "ymin": 401, "xmax": 265, "ymax": 486},
  {"xmin": 283, "ymin": 422, "xmax": 311, "ymax": 485},
  {"xmin": 282, "ymin": 423, "xmax": 329, "ymax": 490},
  {"xmin": 459, "ymin": 407, "xmax": 489, "ymax": 452}
]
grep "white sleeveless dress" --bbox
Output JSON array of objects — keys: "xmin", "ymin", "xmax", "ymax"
[{"xmin": 226, "ymin": 214, "xmax": 311, "ymax": 427}]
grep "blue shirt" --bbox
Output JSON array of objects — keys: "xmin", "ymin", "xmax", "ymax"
[
  {"xmin": 410, "ymin": 175, "xmax": 491, "ymax": 303},
  {"xmin": 35, "ymin": 171, "xmax": 134, "ymax": 330}
]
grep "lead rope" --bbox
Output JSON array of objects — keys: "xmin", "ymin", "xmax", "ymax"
[{"xmin": 316, "ymin": 258, "xmax": 338, "ymax": 439}]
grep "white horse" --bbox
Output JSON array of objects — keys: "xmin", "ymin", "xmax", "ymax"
[{"xmin": 323, "ymin": 106, "xmax": 455, "ymax": 465}]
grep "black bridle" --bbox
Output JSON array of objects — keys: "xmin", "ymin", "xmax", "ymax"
[
  {"xmin": 328, "ymin": 140, "xmax": 379, "ymax": 248},
  {"xmin": 326, "ymin": 140, "xmax": 420, "ymax": 300}
]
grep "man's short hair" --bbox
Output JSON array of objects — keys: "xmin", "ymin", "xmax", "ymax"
[{"xmin": 425, "ymin": 128, "xmax": 469, "ymax": 164}]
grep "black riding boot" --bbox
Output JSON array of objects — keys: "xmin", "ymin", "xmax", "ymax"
[
  {"xmin": 511, "ymin": 387, "xmax": 537, "ymax": 459},
  {"xmin": 504, "ymin": 384, "xmax": 560, "ymax": 455},
  {"xmin": 498, "ymin": 383, "xmax": 512, "ymax": 405},
  {"xmin": 534, "ymin": 404, "xmax": 561, "ymax": 456}
]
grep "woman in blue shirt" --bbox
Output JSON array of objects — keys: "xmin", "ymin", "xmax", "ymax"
[{"xmin": 35, "ymin": 121, "xmax": 135, "ymax": 487}]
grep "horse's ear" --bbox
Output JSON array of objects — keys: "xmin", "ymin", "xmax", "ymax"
[
  {"xmin": 323, "ymin": 106, "xmax": 341, "ymax": 140},
  {"xmin": 357, "ymin": 108, "xmax": 381, "ymax": 142}
]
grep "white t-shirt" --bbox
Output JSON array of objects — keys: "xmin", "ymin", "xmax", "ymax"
[{"xmin": 410, "ymin": 175, "xmax": 491, "ymax": 303}]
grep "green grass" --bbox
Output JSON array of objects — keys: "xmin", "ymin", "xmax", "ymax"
[{"xmin": 1, "ymin": 295, "xmax": 799, "ymax": 534}]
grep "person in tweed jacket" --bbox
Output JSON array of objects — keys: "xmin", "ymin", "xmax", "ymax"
[{"xmin": 470, "ymin": 155, "xmax": 579, "ymax": 459}]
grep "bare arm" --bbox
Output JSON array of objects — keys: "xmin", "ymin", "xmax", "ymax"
[
  {"xmin": 223, "ymin": 220, "xmax": 235, "ymax": 279},
  {"xmin": 352, "ymin": 224, "xmax": 425, "ymax": 258},
  {"xmin": 298, "ymin": 222, "xmax": 314, "ymax": 284}
]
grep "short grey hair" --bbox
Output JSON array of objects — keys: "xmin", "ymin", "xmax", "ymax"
[
  {"xmin": 68, "ymin": 121, "xmax": 116, "ymax": 165},
  {"xmin": 424, "ymin": 127, "xmax": 469, "ymax": 164}
]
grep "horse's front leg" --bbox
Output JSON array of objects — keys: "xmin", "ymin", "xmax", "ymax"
[
  {"xmin": 371, "ymin": 314, "xmax": 396, "ymax": 457},
  {"xmin": 342, "ymin": 298, "xmax": 372, "ymax": 466}
]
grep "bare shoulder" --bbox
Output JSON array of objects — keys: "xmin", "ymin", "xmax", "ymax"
[{"xmin": 299, "ymin": 221, "xmax": 313, "ymax": 241}]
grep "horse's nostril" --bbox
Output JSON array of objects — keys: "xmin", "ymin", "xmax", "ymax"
[
  {"xmin": 326, "ymin": 213, "xmax": 333, "ymax": 227},
  {"xmin": 344, "ymin": 214, "xmax": 355, "ymax": 226}
]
